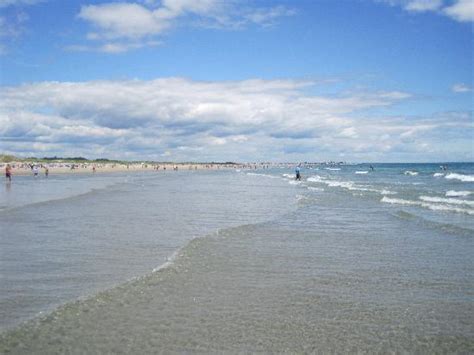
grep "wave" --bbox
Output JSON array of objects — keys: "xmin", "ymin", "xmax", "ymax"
[
  {"xmin": 307, "ymin": 175, "xmax": 322, "ymax": 183},
  {"xmin": 381, "ymin": 197, "xmax": 418, "ymax": 206},
  {"xmin": 355, "ymin": 171, "xmax": 368, "ymax": 174},
  {"xmin": 152, "ymin": 249, "xmax": 181, "ymax": 273},
  {"xmin": 308, "ymin": 187, "xmax": 324, "ymax": 192},
  {"xmin": 0, "ymin": 182, "xmax": 123, "ymax": 214},
  {"xmin": 381, "ymin": 196, "xmax": 474, "ymax": 215},
  {"xmin": 380, "ymin": 189, "xmax": 397, "ymax": 195},
  {"xmin": 446, "ymin": 190, "xmax": 472, "ymax": 197},
  {"xmin": 307, "ymin": 175, "xmax": 395, "ymax": 195},
  {"xmin": 246, "ymin": 172, "xmax": 279, "ymax": 179},
  {"xmin": 433, "ymin": 173, "xmax": 444, "ymax": 177},
  {"xmin": 404, "ymin": 171, "xmax": 418, "ymax": 176},
  {"xmin": 393, "ymin": 210, "xmax": 474, "ymax": 237},
  {"xmin": 325, "ymin": 168, "xmax": 341, "ymax": 171},
  {"xmin": 419, "ymin": 196, "xmax": 474, "ymax": 207},
  {"xmin": 445, "ymin": 173, "xmax": 474, "ymax": 182}
]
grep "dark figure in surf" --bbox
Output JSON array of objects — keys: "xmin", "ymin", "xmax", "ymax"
[
  {"xmin": 5, "ymin": 164, "xmax": 12, "ymax": 182},
  {"xmin": 295, "ymin": 166, "xmax": 301, "ymax": 181}
]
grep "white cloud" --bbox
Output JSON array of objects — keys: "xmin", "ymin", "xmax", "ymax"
[
  {"xmin": 2, "ymin": 77, "xmax": 469, "ymax": 162},
  {"xmin": 376, "ymin": 0, "xmax": 474, "ymax": 22},
  {"xmin": 73, "ymin": 1, "xmax": 295, "ymax": 53},
  {"xmin": 452, "ymin": 83, "xmax": 472, "ymax": 93},
  {"xmin": 404, "ymin": 0, "xmax": 443, "ymax": 12},
  {"xmin": 78, "ymin": 3, "xmax": 171, "ymax": 40},
  {"xmin": 65, "ymin": 40, "xmax": 161, "ymax": 53},
  {"xmin": 443, "ymin": 0, "xmax": 474, "ymax": 22}
]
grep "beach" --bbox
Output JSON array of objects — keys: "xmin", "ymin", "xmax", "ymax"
[
  {"xmin": 1, "ymin": 161, "xmax": 239, "ymax": 177},
  {"xmin": 1, "ymin": 164, "xmax": 473, "ymax": 353}
]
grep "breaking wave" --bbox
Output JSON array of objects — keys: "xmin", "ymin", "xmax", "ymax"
[
  {"xmin": 381, "ymin": 196, "xmax": 474, "ymax": 215},
  {"xmin": 445, "ymin": 173, "xmax": 474, "ymax": 182},
  {"xmin": 446, "ymin": 190, "xmax": 472, "ymax": 197}
]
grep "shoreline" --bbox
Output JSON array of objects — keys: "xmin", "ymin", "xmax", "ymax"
[{"xmin": 2, "ymin": 162, "xmax": 240, "ymax": 177}]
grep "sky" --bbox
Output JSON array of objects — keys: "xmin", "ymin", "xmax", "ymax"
[{"xmin": 0, "ymin": 0, "xmax": 472, "ymax": 162}]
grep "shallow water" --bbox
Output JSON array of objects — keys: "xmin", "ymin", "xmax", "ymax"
[{"xmin": 1, "ymin": 165, "xmax": 473, "ymax": 352}]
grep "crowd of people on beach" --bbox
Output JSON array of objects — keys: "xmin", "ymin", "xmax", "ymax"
[
  {"xmin": 3, "ymin": 161, "xmax": 338, "ymax": 183},
  {"xmin": 2, "ymin": 161, "xmax": 249, "ymax": 182}
]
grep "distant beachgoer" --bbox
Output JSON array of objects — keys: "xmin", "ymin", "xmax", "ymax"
[
  {"xmin": 45, "ymin": 167, "xmax": 49, "ymax": 177},
  {"xmin": 33, "ymin": 166, "xmax": 39, "ymax": 177},
  {"xmin": 370, "ymin": 165, "xmax": 374, "ymax": 171},
  {"xmin": 295, "ymin": 166, "xmax": 301, "ymax": 181},
  {"xmin": 92, "ymin": 166, "xmax": 96, "ymax": 173},
  {"xmin": 5, "ymin": 164, "xmax": 12, "ymax": 182}
]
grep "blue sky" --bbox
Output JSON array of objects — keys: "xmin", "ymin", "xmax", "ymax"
[{"xmin": 0, "ymin": 0, "xmax": 472, "ymax": 162}]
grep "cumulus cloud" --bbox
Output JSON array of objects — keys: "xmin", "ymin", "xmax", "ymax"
[
  {"xmin": 443, "ymin": 0, "xmax": 474, "ymax": 22},
  {"xmin": 377, "ymin": 0, "xmax": 474, "ymax": 22},
  {"xmin": 71, "ymin": 0, "xmax": 295, "ymax": 53},
  {"xmin": 404, "ymin": 0, "xmax": 443, "ymax": 12},
  {"xmin": 452, "ymin": 83, "xmax": 472, "ymax": 93},
  {"xmin": 2, "ymin": 77, "xmax": 470, "ymax": 162}
]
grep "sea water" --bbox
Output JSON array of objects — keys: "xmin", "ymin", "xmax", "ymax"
[{"xmin": 0, "ymin": 164, "xmax": 473, "ymax": 352}]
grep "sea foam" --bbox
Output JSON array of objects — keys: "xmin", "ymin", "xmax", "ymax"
[
  {"xmin": 445, "ymin": 173, "xmax": 474, "ymax": 182},
  {"xmin": 446, "ymin": 190, "xmax": 472, "ymax": 197},
  {"xmin": 419, "ymin": 196, "xmax": 474, "ymax": 207},
  {"xmin": 381, "ymin": 196, "xmax": 474, "ymax": 215}
]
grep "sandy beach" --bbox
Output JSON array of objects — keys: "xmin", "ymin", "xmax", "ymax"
[{"xmin": 1, "ymin": 161, "xmax": 242, "ymax": 177}]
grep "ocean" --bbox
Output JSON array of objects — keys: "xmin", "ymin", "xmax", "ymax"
[{"xmin": 0, "ymin": 163, "xmax": 473, "ymax": 352}]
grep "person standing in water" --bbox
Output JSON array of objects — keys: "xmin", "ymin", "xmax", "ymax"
[
  {"xmin": 295, "ymin": 165, "xmax": 301, "ymax": 181},
  {"xmin": 5, "ymin": 164, "xmax": 12, "ymax": 182}
]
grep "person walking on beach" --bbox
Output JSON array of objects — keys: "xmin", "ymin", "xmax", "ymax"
[
  {"xmin": 5, "ymin": 164, "xmax": 12, "ymax": 182},
  {"xmin": 44, "ymin": 167, "xmax": 49, "ymax": 177},
  {"xmin": 33, "ymin": 165, "xmax": 39, "ymax": 177},
  {"xmin": 295, "ymin": 165, "xmax": 301, "ymax": 181}
]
